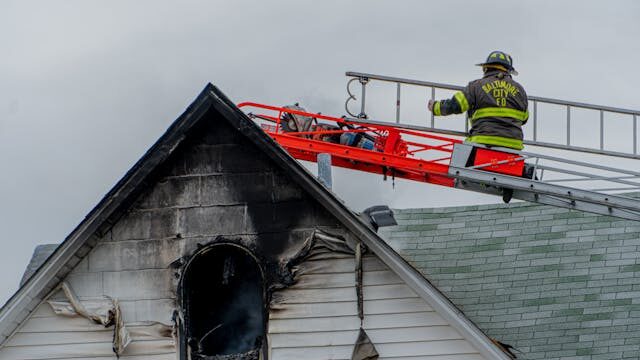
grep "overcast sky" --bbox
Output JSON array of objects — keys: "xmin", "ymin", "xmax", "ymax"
[{"xmin": 1, "ymin": 0, "xmax": 639, "ymax": 305}]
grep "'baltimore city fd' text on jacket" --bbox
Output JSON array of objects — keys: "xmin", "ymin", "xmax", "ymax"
[{"xmin": 433, "ymin": 70, "xmax": 529, "ymax": 149}]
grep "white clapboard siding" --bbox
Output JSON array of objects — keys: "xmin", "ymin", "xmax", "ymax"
[
  {"xmin": 7, "ymin": 324, "xmax": 172, "ymax": 347},
  {"xmin": 0, "ymin": 339, "xmax": 175, "ymax": 359},
  {"xmin": 304, "ymin": 252, "xmax": 354, "ymax": 261},
  {"xmin": 18, "ymin": 315, "xmax": 115, "ymax": 333},
  {"xmin": 380, "ymin": 356, "xmax": 486, "ymax": 360},
  {"xmin": 270, "ymin": 298, "xmax": 432, "ymax": 319},
  {"xmin": 0, "ymin": 301, "xmax": 176, "ymax": 360},
  {"xmin": 29, "ymin": 298, "xmax": 174, "ymax": 325},
  {"xmin": 294, "ymin": 256, "xmax": 386, "ymax": 275},
  {"xmin": 269, "ymin": 326, "xmax": 462, "ymax": 347},
  {"xmin": 269, "ymin": 254, "xmax": 486, "ymax": 360},
  {"xmin": 272, "ymin": 340, "xmax": 480, "ymax": 360},
  {"xmin": 272, "ymin": 349, "xmax": 487, "ymax": 360},
  {"xmin": 35, "ymin": 355, "xmax": 177, "ymax": 360},
  {"xmin": 272, "ymin": 284, "xmax": 418, "ymax": 304},
  {"xmin": 270, "ymin": 312, "xmax": 450, "ymax": 333},
  {"xmin": 294, "ymin": 270, "xmax": 404, "ymax": 289}
]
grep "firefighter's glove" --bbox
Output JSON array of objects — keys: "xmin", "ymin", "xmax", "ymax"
[{"xmin": 427, "ymin": 100, "xmax": 435, "ymax": 112}]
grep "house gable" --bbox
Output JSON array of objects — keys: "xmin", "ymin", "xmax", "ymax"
[{"xmin": 0, "ymin": 85, "xmax": 510, "ymax": 359}]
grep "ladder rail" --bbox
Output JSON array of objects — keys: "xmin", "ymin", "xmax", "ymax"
[
  {"xmin": 342, "ymin": 116, "xmax": 640, "ymax": 160},
  {"xmin": 455, "ymin": 148, "xmax": 640, "ymax": 193},
  {"xmin": 449, "ymin": 166, "xmax": 640, "ymax": 211},
  {"xmin": 534, "ymin": 164, "xmax": 640, "ymax": 190},
  {"xmin": 450, "ymin": 167, "xmax": 640, "ymax": 221},
  {"xmin": 515, "ymin": 148, "xmax": 640, "ymax": 177},
  {"xmin": 346, "ymin": 71, "xmax": 640, "ymax": 159},
  {"xmin": 545, "ymin": 175, "xmax": 640, "ymax": 184},
  {"xmin": 346, "ymin": 71, "xmax": 640, "ymax": 115},
  {"xmin": 456, "ymin": 179, "xmax": 640, "ymax": 222},
  {"xmin": 590, "ymin": 187, "xmax": 640, "ymax": 192}
]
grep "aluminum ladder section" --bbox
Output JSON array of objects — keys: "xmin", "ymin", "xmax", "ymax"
[
  {"xmin": 345, "ymin": 71, "xmax": 640, "ymax": 160},
  {"xmin": 447, "ymin": 143, "xmax": 640, "ymax": 221}
]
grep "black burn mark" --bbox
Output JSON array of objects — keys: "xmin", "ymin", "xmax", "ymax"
[
  {"xmin": 181, "ymin": 243, "xmax": 265, "ymax": 359},
  {"xmin": 187, "ymin": 112, "xmax": 326, "ymax": 272},
  {"xmin": 173, "ymin": 111, "xmax": 345, "ymax": 359},
  {"xmin": 177, "ymin": 229, "xmax": 352, "ymax": 360}
]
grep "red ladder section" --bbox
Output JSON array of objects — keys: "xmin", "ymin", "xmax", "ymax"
[{"xmin": 238, "ymin": 102, "xmax": 468, "ymax": 187}]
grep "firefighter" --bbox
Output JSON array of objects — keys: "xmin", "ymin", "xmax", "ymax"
[{"xmin": 428, "ymin": 51, "xmax": 528, "ymax": 150}]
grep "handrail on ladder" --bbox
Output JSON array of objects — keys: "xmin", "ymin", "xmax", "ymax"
[{"xmin": 345, "ymin": 71, "xmax": 640, "ymax": 160}]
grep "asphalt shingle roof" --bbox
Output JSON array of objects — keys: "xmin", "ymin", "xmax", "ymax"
[{"xmin": 382, "ymin": 200, "xmax": 640, "ymax": 359}]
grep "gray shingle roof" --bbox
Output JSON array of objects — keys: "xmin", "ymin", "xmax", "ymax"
[{"xmin": 381, "ymin": 201, "xmax": 640, "ymax": 359}]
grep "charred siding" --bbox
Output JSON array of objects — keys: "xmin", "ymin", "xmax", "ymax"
[{"xmin": 0, "ymin": 110, "xmax": 340, "ymax": 359}]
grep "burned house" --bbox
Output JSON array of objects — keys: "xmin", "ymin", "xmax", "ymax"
[{"xmin": 0, "ymin": 85, "xmax": 513, "ymax": 359}]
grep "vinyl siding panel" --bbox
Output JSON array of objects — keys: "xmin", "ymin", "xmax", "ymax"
[
  {"xmin": 268, "ymin": 254, "xmax": 488, "ymax": 359},
  {"xmin": 0, "ymin": 240, "xmax": 176, "ymax": 360},
  {"xmin": 0, "ymin": 341, "xmax": 175, "ymax": 359},
  {"xmin": 0, "ymin": 301, "xmax": 175, "ymax": 359},
  {"xmin": 0, "ymin": 240, "xmax": 490, "ymax": 360}
]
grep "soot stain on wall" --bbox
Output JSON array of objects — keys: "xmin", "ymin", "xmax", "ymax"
[{"xmin": 140, "ymin": 111, "xmax": 345, "ymax": 359}]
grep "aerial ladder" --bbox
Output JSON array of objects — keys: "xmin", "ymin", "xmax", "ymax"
[{"xmin": 238, "ymin": 72, "xmax": 640, "ymax": 221}]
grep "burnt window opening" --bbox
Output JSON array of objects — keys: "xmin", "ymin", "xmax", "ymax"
[{"xmin": 180, "ymin": 243, "xmax": 266, "ymax": 359}]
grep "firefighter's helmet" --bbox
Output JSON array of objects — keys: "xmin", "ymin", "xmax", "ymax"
[{"xmin": 476, "ymin": 51, "xmax": 518, "ymax": 76}]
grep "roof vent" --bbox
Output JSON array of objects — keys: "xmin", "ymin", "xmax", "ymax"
[{"xmin": 361, "ymin": 205, "xmax": 397, "ymax": 231}]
